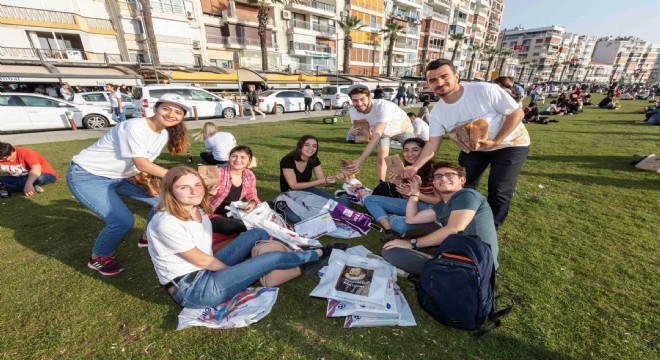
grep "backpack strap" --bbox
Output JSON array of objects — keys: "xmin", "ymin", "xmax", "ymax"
[{"xmin": 472, "ymin": 298, "xmax": 514, "ymax": 338}]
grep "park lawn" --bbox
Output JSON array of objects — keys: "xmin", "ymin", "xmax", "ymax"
[{"xmin": 0, "ymin": 95, "xmax": 658, "ymax": 359}]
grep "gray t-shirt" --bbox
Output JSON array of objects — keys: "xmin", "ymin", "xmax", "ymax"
[{"xmin": 432, "ymin": 188, "xmax": 499, "ymax": 269}]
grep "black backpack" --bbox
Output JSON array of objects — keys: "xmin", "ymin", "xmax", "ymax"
[{"xmin": 416, "ymin": 233, "xmax": 512, "ymax": 337}]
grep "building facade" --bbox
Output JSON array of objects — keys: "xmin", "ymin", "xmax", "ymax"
[{"xmin": 592, "ymin": 36, "xmax": 658, "ymax": 85}]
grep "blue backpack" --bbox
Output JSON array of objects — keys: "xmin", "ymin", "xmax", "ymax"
[{"xmin": 416, "ymin": 233, "xmax": 511, "ymax": 336}]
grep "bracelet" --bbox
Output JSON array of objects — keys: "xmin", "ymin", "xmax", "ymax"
[{"xmin": 410, "ymin": 193, "xmax": 420, "ymax": 197}]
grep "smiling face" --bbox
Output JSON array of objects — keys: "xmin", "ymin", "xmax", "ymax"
[
  {"xmin": 402, "ymin": 142, "xmax": 423, "ymax": 165},
  {"xmin": 300, "ymin": 138, "xmax": 318, "ymax": 159},
  {"xmin": 425, "ymin": 64, "xmax": 460, "ymax": 98},
  {"xmin": 350, "ymin": 92, "xmax": 373, "ymax": 114},
  {"xmin": 172, "ymin": 173, "xmax": 206, "ymax": 208},
  {"xmin": 432, "ymin": 167, "xmax": 465, "ymax": 195},
  {"xmin": 229, "ymin": 150, "xmax": 251, "ymax": 171},
  {"xmin": 152, "ymin": 103, "xmax": 185, "ymax": 129}
]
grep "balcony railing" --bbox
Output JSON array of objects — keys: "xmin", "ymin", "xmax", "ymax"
[
  {"xmin": 291, "ymin": 42, "xmax": 332, "ymax": 53},
  {"xmin": 394, "ymin": 42, "xmax": 418, "ymax": 50},
  {"xmin": 0, "ymin": 46, "xmax": 123, "ymax": 63},
  {"xmin": 407, "ymin": 27, "xmax": 419, "ymax": 36},
  {"xmin": 0, "ymin": 4, "xmax": 75, "ymax": 24},
  {"xmin": 294, "ymin": 62, "xmax": 336, "ymax": 72},
  {"xmin": 433, "ymin": 0, "xmax": 452, "ymax": 7},
  {"xmin": 290, "ymin": 19, "xmax": 335, "ymax": 34},
  {"xmin": 394, "ymin": 9, "xmax": 421, "ymax": 22},
  {"xmin": 87, "ymin": 17, "xmax": 113, "ymax": 30},
  {"xmin": 207, "ymin": 35, "xmax": 268, "ymax": 47},
  {"xmin": 310, "ymin": 1, "xmax": 335, "ymax": 13}
]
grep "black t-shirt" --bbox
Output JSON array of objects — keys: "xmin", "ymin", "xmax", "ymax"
[
  {"xmin": 216, "ymin": 184, "xmax": 243, "ymax": 216},
  {"xmin": 598, "ymin": 97, "xmax": 612, "ymax": 108},
  {"xmin": 524, "ymin": 107, "xmax": 539, "ymax": 121},
  {"xmin": 279, "ymin": 154, "xmax": 321, "ymax": 192}
]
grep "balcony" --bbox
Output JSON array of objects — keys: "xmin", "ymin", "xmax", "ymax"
[
  {"xmin": 0, "ymin": 46, "xmax": 123, "ymax": 63},
  {"xmin": 407, "ymin": 27, "xmax": 420, "ymax": 36},
  {"xmin": 294, "ymin": 62, "xmax": 336, "ymax": 72},
  {"xmin": 0, "ymin": 4, "xmax": 76, "ymax": 24},
  {"xmin": 206, "ymin": 35, "xmax": 272, "ymax": 48},
  {"xmin": 432, "ymin": 0, "xmax": 452, "ymax": 7},
  {"xmin": 290, "ymin": 19, "xmax": 336, "ymax": 34},
  {"xmin": 394, "ymin": 42, "xmax": 418, "ymax": 50},
  {"xmin": 290, "ymin": 42, "xmax": 334, "ymax": 57},
  {"xmin": 393, "ymin": 8, "xmax": 421, "ymax": 22},
  {"xmin": 397, "ymin": 0, "xmax": 424, "ymax": 7},
  {"xmin": 477, "ymin": 8, "xmax": 489, "ymax": 17},
  {"xmin": 290, "ymin": 0, "xmax": 336, "ymax": 15}
]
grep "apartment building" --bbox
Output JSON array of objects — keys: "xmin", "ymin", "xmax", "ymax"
[
  {"xmin": 498, "ymin": 25, "xmax": 566, "ymax": 83},
  {"xmin": 346, "ymin": 0, "xmax": 385, "ymax": 76},
  {"xmin": 383, "ymin": 0, "xmax": 422, "ymax": 77},
  {"xmin": 592, "ymin": 36, "xmax": 658, "ymax": 85}
]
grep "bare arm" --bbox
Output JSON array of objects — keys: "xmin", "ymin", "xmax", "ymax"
[
  {"xmin": 383, "ymin": 209, "xmax": 476, "ymax": 250},
  {"xmin": 348, "ymin": 122, "xmax": 387, "ymax": 172},
  {"xmin": 478, "ymin": 107, "xmax": 524, "ymax": 150},
  {"xmin": 177, "ymin": 247, "xmax": 228, "ymax": 271},
  {"xmin": 23, "ymin": 164, "xmax": 42, "ymax": 196},
  {"xmin": 282, "ymin": 167, "xmax": 326, "ymax": 190},
  {"xmin": 133, "ymin": 157, "xmax": 168, "ymax": 178},
  {"xmin": 403, "ymin": 136, "xmax": 442, "ymax": 178}
]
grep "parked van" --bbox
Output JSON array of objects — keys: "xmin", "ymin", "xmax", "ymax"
[
  {"xmin": 321, "ymin": 85, "xmax": 351, "ymax": 109},
  {"xmin": 132, "ymin": 85, "xmax": 239, "ymax": 118}
]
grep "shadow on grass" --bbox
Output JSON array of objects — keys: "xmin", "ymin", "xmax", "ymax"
[{"xmin": 526, "ymin": 154, "xmax": 647, "ymax": 171}]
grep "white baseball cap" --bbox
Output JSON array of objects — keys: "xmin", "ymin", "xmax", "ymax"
[
  {"xmin": 156, "ymin": 93, "xmax": 192, "ymax": 114},
  {"xmin": 348, "ymin": 83, "xmax": 370, "ymax": 94}
]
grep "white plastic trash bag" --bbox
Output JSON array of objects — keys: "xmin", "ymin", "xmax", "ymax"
[
  {"xmin": 177, "ymin": 287, "xmax": 279, "ymax": 330},
  {"xmin": 326, "ymin": 280, "xmax": 398, "ymax": 319},
  {"xmin": 310, "ymin": 250, "xmax": 396, "ymax": 307},
  {"xmin": 343, "ymin": 286, "xmax": 416, "ymax": 328}
]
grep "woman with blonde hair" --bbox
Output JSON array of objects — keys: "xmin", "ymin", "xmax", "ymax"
[
  {"xmin": 193, "ymin": 122, "xmax": 236, "ymax": 165},
  {"xmin": 247, "ymin": 84, "xmax": 265, "ymax": 120},
  {"xmin": 146, "ymin": 166, "xmax": 346, "ymax": 308}
]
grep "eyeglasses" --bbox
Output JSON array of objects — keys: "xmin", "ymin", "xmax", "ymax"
[{"xmin": 433, "ymin": 172, "xmax": 459, "ymax": 180}]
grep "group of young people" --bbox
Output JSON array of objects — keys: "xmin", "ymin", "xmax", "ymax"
[{"xmin": 43, "ymin": 57, "xmax": 527, "ymax": 311}]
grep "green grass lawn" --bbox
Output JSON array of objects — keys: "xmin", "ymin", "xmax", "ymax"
[{"xmin": 1, "ymin": 95, "xmax": 658, "ymax": 359}]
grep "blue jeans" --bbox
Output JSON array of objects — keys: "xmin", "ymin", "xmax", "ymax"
[
  {"xmin": 458, "ymin": 146, "xmax": 528, "ymax": 228},
  {"xmin": 280, "ymin": 187, "xmax": 350, "ymax": 223},
  {"xmin": 0, "ymin": 173, "xmax": 57, "ymax": 193},
  {"xmin": 389, "ymin": 216, "xmax": 441, "ymax": 235},
  {"xmin": 113, "ymin": 107, "xmax": 127, "ymax": 123},
  {"xmin": 364, "ymin": 195, "xmax": 433, "ymax": 233},
  {"xmin": 170, "ymin": 229, "xmax": 320, "ymax": 308},
  {"xmin": 66, "ymin": 162, "xmax": 159, "ymax": 257}
]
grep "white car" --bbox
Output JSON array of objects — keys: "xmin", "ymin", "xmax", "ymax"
[
  {"xmin": 321, "ymin": 85, "xmax": 351, "ymax": 109},
  {"xmin": 0, "ymin": 93, "xmax": 115, "ymax": 134},
  {"xmin": 132, "ymin": 85, "xmax": 239, "ymax": 119},
  {"xmin": 255, "ymin": 90, "xmax": 325, "ymax": 114},
  {"xmin": 71, "ymin": 91, "xmax": 138, "ymax": 118}
]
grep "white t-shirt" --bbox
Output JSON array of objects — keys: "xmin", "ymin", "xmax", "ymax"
[
  {"xmin": 108, "ymin": 90, "xmax": 121, "ymax": 108},
  {"xmin": 349, "ymin": 99, "xmax": 409, "ymax": 130},
  {"xmin": 428, "ymin": 82, "xmax": 530, "ymax": 150},
  {"xmin": 204, "ymin": 132, "xmax": 236, "ymax": 161},
  {"xmin": 147, "ymin": 210, "xmax": 213, "ymax": 285},
  {"xmin": 72, "ymin": 118, "xmax": 169, "ymax": 178},
  {"xmin": 412, "ymin": 118, "xmax": 430, "ymax": 140},
  {"xmin": 303, "ymin": 88, "xmax": 314, "ymax": 98},
  {"xmin": 541, "ymin": 103, "xmax": 557, "ymax": 113}
]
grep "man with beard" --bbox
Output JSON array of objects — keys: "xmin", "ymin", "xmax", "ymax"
[
  {"xmin": 382, "ymin": 162, "xmax": 499, "ymax": 276},
  {"xmin": 346, "ymin": 83, "xmax": 414, "ymax": 181},
  {"xmin": 402, "ymin": 59, "xmax": 529, "ymax": 229}
]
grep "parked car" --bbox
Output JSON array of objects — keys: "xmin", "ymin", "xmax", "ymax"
[
  {"xmin": 418, "ymin": 89, "xmax": 439, "ymax": 102},
  {"xmin": 0, "ymin": 93, "xmax": 115, "ymax": 134},
  {"xmin": 131, "ymin": 85, "xmax": 239, "ymax": 119},
  {"xmin": 71, "ymin": 91, "xmax": 138, "ymax": 118},
  {"xmin": 254, "ymin": 90, "xmax": 325, "ymax": 114},
  {"xmin": 321, "ymin": 85, "xmax": 351, "ymax": 109}
]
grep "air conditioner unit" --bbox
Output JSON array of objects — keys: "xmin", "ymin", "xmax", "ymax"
[
  {"xmin": 192, "ymin": 40, "xmax": 201, "ymax": 49},
  {"xmin": 282, "ymin": 10, "xmax": 292, "ymax": 20},
  {"xmin": 186, "ymin": 10, "xmax": 194, "ymax": 19}
]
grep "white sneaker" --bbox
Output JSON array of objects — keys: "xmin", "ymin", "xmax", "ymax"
[{"xmin": 249, "ymin": 117, "xmax": 256, "ymax": 120}]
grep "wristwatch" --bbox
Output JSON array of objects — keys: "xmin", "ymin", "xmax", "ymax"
[{"xmin": 410, "ymin": 238, "xmax": 418, "ymax": 250}]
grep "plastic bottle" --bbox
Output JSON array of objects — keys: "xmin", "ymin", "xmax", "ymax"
[
  {"xmin": 0, "ymin": 182, "xmax": 10, "ymax": 198},
  {"xmin": 186, "ymin": 152, "xmax": 193, "ymax": 163}
]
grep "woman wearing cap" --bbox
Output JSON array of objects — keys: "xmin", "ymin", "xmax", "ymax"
[{"xmin": 66, "ymin": 94, "xmax": 189, "ymax": 276}]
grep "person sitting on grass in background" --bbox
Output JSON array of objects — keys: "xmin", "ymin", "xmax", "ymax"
[
  {"xmin": 208, "ymin": 145, "xmax": 259, "ymax": 236},
  {"xmin": 364, "ymin": 138, "xmax": 439, "ymax": 243},
  {"xmin": 598, "ymin": 95, "xmax": 619, "ymax": 110},
  {"xmin": 408, "ymin": 112, "xmax": 430, "ymax": 141},
  {"xmin": 566, "ymin": 94, "xmax": 583, "ymax": 114},
  {"xmin": 382, "ymin": 162, "xmax": 499, "ymax": 276},
  {"xmin": 278, "ymin": 135, "xmax": 349, "ymax": 223},
  {"xmin": 147, "ymin": 166, "xmax": 347, "ymax": 309},
  {"xmin": 523, "ymin": 102, "xmax": 540, "ymax": 123},
  {"xmin": 417, "ymin": 100, "xmax": 430, "ymax": 123},
  {"xmin": 0, "ymin": 142, "xmax": 58, "ymax": 196},
  {"xmin": 193, "ymin": 122, "xmax": 237, "ymax": 165},
  {"xmin": 540, "ymin": 100, "xmax": 566, "ymax": 116}
]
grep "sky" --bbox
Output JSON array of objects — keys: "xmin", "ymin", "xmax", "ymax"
[{"xmin": 500, "ymin": 0, "xmax": 660, "ymax": 44}]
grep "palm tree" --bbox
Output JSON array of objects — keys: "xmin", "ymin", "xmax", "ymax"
[
  {"xmin": 337, "ymin": 15, "xmax": 365, "ymax": 74},
  {"xmin": 449, "ymin": 33, "xmax": 466, "ymax": 63},
  {"xmin": 517, "ymin": 60, "xmax": 529, "ymax": 83},
  {"xmin": 484, "ymin": 47, "xmax": 499, "ymax": 81},
  {"xmin": 610, "ymin": 64, "xmax": 621, "ymax": 83},
  {"xmin": 559, "ymin": 60, "xmax": 571, "ymax": 82},
  {"xmin": 466, "ymin": 44, "xmax": 482, "ymax": 80},
  {"xmin": 570, "ymin": 64, "xmax": 581, "ymax": 82},
  {"xmin": 497, "ymin": 50, "xmax": 512, "ymax": 76},
  {"xmin": 139, "ymin": 0, "xmax": 159, "ymax": 65},
  {"xmin": 381, "ymin": 20, "xmax": 406, "ymax": 77},
  {"xmin": 551, "ymin": 62, "xmax": 560, "ymax": 81},
  {"xmin": 582, "ymin": 65, "xmax": 595, "ymax": 82}
]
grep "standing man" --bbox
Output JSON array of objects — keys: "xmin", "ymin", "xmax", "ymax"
[
  {"xmin": 346, "ymin": 84, "xmax": 414, "ymax": 181},
  {"xmin": 373, "ymin": 84, "xmax": 384, "ymax": 100},
  {"xmin": 106, "ymin": 84, "xmax": 126, "ymax": 123},
  {"xmin": 395, "ymin": 82, "xmax": 406, "ymax": 106},
  {"xmin": 403, "ymin": 59, "xmax": 529, "ymax": 228},
  {"xmin": 59, "ymin": 82, "xmax": 73, "ymax": 101},
  {"xmin": 0, "ymin": 142, "xmax": 58, "ymax": 196}
]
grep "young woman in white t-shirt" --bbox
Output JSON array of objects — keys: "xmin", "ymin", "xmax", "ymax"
[
  {"xmin": 66, "ymin": 94, "xmax": 190, "ymax": 276},
  {"xmin": 193, "ymin": 122, "xmax": 237, "ymax": 165},
  {"xmin": 147, "ymin": 166, "xmax": 345, "ymax": 308}
]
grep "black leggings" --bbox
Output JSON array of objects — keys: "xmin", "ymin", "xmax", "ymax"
[
  {"xmin": 304, "ymin": 97, "xmax": 312, "ymax": 111},
  {"xmin": 211, "ymin": 216, "xmax": 247, "ymax": 235},
  {"xmin": 200, "ymin": 152, "xmax": 228, "ymax": 165}
]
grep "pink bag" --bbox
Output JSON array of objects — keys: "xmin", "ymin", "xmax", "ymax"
[{"xmin": 251, "ymin": 240, "xmax": 302, "ymax": 287}]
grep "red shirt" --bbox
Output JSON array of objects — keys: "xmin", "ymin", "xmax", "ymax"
[{"xmin": 0, "ymin": 147, "xmax": 58, "ymax": 178}]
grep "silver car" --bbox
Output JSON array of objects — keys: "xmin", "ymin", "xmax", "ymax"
[
  {"xmin": 71, "ymin": 91, "xmax": 137, "ymax": 118},
  {"xmin": 256, "ymin": 90, "xmax": 325, "ymax": 114}
]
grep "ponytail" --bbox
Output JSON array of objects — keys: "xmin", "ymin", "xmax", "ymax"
[{"xmin": 166, "ymin": 122, "xmax": 188, "ymax": 154}]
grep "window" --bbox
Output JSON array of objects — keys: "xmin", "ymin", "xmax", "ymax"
[
  {"xmin": 18, "ymin": 96, "xmax": 61, "ymax": 107},
  {"xmin": 190, "ymin": 89, "xmax": 214, "ymax": 100},
  {"xmin": 148, "ymin": 89, "xmax": 192, "ymax": 99},
  {"xmin": 151, "ymin": 0, "xmax": 185, "ymax": 15},
  {"xmin": 82, "ymin": 94, "xmax": 107, "ymax": 102}
]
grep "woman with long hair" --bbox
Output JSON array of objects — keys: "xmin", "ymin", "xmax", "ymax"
[
  {"xmin": 364, "ymin": 138, "xmax": 440, "ymax": 242},
  {"xmin": 247, "ymin": 84, "xmax": 265, "ymax": 120},
  {"xmin": 303, "ymin": 85, "xmax": 314, "ymax": 114},
  {"xmin": 147, "ymin": 166, "xmax": 345, "ymax": 308},
  {"xmin": 278, "ymin": 134, "xmax": 349, "ymax": 223},
  {"xmin": 193, "ymin": 122, "xmax": 236, "ymax": 165},
  {"xmin": 208, "ymin": 145, "xmax": 258, "ymax": 235},
  {"xmin": 67, "ymin": 94, "xmax": 189, "ymax": 276}
]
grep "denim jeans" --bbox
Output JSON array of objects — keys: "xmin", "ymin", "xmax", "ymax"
[
  {"xmin": 170, "ymin": 228, "xmax": 320, "ymax": 308},
  {"xmin": 66, "ymin": 162, "xmax": 159, "ymax": 257},
  {"xmin": 388, "ymin": 216, "xmax": 441, "ymax": 235},
  {"xmin": 458, "ymin": 146, "xmax": 528, "ymax": 228},
  {"xmin": 112, "ymin": 107, "xmax": 127, "ymax": 123},
  {"xmin": 0, "ymin": 173, "xmax": 57, "ymax": 193},
  {"xmin": 364, "ymin": 195, "xmax": 433, "ymax": 232},
  {"xmin": 382, "ymin": 247, "xmax": 432, "ymax": 276},
  {"xmin": 280, "ymin": 187, "xmax": 350, "ymax": 223}
]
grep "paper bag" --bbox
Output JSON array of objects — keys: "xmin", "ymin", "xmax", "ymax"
[
  {"xmin": 445, "ymin": 118, "xmax": 489, "ymax": 153},
  {"xmin": 198, "ymin": 165, "xmax": 219, "ymax": 187},
  {"xmin": 384, "ymin": 155, "xmax": 405, "ymax": 184},
  {"xmin": 353, "ymin": 119, "xmax": 371, "ymax": 144},
  {"xmin": 340, "ymin": 159, "xmax": 358, "ymax": 177}
]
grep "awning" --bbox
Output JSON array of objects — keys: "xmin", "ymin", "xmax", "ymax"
[
  {"xmin": 138, "ymin": 68, "xmax": 265, "ymax": 85},
  {"xmin": 0, "ymin": 65, "xmax": 143, "ymax": 86}
]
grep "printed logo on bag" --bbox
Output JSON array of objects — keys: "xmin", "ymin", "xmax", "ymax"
[{"xmin": 335, "ymin": 266, "xmax": 373, "ymax": 297}]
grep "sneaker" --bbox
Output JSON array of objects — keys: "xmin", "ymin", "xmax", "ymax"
[
  {"xmin": 34, "ymin": 185, "xmax": 44, "ymax": 193},
  {"xmin": 380, "ymin": 230, "xmax": 402, "ymax": 244},
  {"xmin": 334, "ymin": 190, "xmax": 348, "ymax": 197},
  {"xmin": 87, "ymin": 256, "xmax": 124, "ymax": 276},
  {"xmin": 302, "ymin": 243, "xmax": 348, "ymax": 276},
  {"xmin": 137, "ymin": 235, "xmax": 148, "ymax": 248}
]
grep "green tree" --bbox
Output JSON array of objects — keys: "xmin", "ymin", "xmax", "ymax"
[
  {"xmin": 466, "ymin": 44, "xmax": 482, "ymax": 80},
  {"xmin": 517, "ymin": 60, "xmax": 529, "ymax": 83},
  {"xmin": 570, "ymin": 64, "xmax": 581, "ymax": 82},
  {"xmin": 497, "ymin": 50, "xmax": 512, "ymax": 76},
  {"xmin": 484, "ymin": 47, "xmax": 499, "ymax": 81},
  {"xmin": 381, "ymin": 20, "xmax": 406, "ymax": 77},
  {"xmin": 450, "ymin": 33, "xmax": 466, "ymax": 63},
  {"xmin": 559, "ymin": 60, "xmax": 571, "ymax": 82},
  {"xmin": 337, "ymin": 15, "xmax": 365, "ymax": 74},
  {"xmin": 582, "ymin": 65, "xmax": 595, "ymax": 82}
]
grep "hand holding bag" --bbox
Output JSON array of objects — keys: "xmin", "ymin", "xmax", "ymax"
[
  {"xmin": 128, "ymin": 172, "xmax": 161, "ymax": 196},
  {"xmin": 251, "ymin": 239, "xmax": 302, "ymax": 287},
  {"xmin": 445, "ymin": 118, "xmax": 489, "ymax": 153}
]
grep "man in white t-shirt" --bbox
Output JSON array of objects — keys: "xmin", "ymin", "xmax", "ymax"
[
  {"xmin": 346, "ymin": 83, "xmax": 414, "ymax": 181},
  {"xmin": 106, "ymin": 84, "xmax": 126, "ymax": 122},
  {"xmin": 403, "ymin": 59, "xmax": 529, "ymax": 228},
  {"xmin": 407, "ymin": 112, "xmax": 429, "ymax": 140}
]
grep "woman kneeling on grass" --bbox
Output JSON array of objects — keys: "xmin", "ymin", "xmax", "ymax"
[
  {"xmin": 67, "ymin": 93, "xmax": 189, "ymax": 276},
  {"xmin": 147, "ymin": 167, "xmax": 345, "ymax": 308}
]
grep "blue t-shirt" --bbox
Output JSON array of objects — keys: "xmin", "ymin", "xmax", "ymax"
[{"xmin": 432, "ymin": 188, "xmax": 499, "ymax": 269}]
